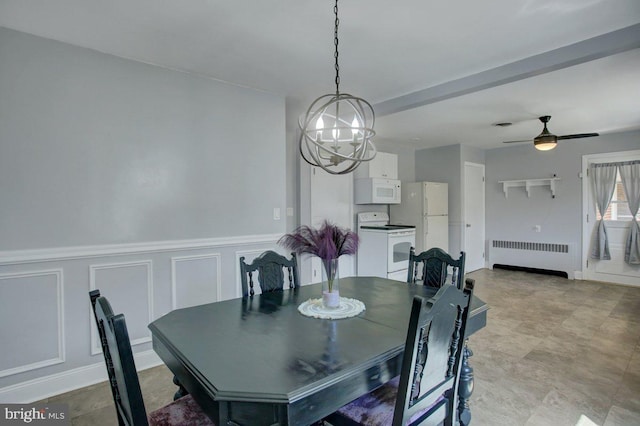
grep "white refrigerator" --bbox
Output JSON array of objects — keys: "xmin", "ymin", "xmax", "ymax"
[{"xmin": 390, "ymin": 182, "xmax": 449, "ymax": 254}]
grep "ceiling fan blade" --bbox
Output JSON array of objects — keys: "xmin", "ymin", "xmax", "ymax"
[
  {"xmin": 503, "ymin": 139, "xmax": 532, "ymax": 144},
  {"xmin": 557, "ymin": 133, "xmax": 599, "ymax": 140}
]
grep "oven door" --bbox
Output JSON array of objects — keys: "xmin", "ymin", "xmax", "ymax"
[{"xmin": 387, "ymin": 230, "xmax": 416, "ymax": 273}]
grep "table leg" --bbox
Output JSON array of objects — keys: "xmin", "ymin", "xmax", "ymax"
[
  {"xmin": 458, "ymin": 341, "xmax": 474, "ymax": 426},
  {"xmin": 172, "ymin": 375, "xmax": 189, "ymax": 401}
]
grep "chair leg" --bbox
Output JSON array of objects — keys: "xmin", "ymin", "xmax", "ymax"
[
  {"xmin": 458, "ymin": 341, "xmax": 474, "ymax": 426},
  {"xmin": 172, "ymin": 375, "xmax": 189, "ymax": 401}
]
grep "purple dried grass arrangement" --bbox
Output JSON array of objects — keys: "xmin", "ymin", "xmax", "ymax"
[{"xmin": 278, "ymin": 220, "xmax": 359, "ymax": 261}]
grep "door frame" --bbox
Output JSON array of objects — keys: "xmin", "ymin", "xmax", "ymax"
[
  {"xmin": 580, "ymin": 149, "xmax": 640, "ymax": 284},
  {"xmin": 463, "ymin": 162, "xmax": 486, "ymax": 271}
]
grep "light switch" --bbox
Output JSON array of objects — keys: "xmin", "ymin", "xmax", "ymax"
[{"xmin": 273, "ymin": 208, "xmax": 281, "ymax": 220}]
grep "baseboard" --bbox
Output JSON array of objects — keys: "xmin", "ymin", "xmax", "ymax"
[
  {"xmin": 0, "ymin": 350, "xmax": 162, "ymax": 403},
  {"xmin": 574, "ymin": 270, "xmax": 583, "ymax": 280}
]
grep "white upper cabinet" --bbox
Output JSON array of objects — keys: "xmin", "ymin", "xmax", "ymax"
[{"xmin": 354, "ymin": 152, "xmax": 398, "ymax": 179}]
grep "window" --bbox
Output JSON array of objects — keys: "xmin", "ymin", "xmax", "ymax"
[{"xmin": 599, "ymin": 170, "xmax": 640, "ymax": 221}]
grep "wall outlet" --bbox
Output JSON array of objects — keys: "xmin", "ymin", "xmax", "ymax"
[
  {"xmin": 534, "ymin": 225, "xmax": 541, "ymax": 232},
  {"xmin": 286, "ymin": 207, "xmax": 294, "ymax": 217}
]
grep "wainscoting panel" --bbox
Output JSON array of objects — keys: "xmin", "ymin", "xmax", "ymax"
[
  {"xmin": 0, "ymin": 269, "xmax": 64, "ymax": 378},
  {"xmin": 89, "ymin": 260, "xmax": 153, "ymax": 355},
  {"xmin": 0, "ymin": 234, "xmax": 279, "ymax": 402},
  {"xmin": 171, "ymin": 253, "xmax": 221, "ymax": 309}
]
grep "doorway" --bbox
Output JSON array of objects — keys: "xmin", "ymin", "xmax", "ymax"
[
  {"xmin": 582, "ymin": 150, "xmax": 640, "ymax": 286},
  {"xmin": 464, "ymin": 162, "xmax": 485, "ymax": 272}
]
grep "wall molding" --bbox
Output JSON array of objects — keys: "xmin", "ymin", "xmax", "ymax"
[
  {"xmin": 0, "ymin": 234, "xmax": 281, "ymax": 266},
  {"xmin": 89, "ymin": 260, "xmax": 154, "ymax": 355},
  {"xmin": 0, "ymin": 269, "xmax": 65, "ymax": 378},
  {"xmin": 171, "ymin": 253, "xmax": 222, "ymax": 309},
  {"xmin": 0, "ymin": 350, "xmax": 162, "ymax": 404}
]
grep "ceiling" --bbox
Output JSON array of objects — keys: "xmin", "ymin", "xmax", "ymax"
[{"xmin": 1, "ymin": 0, "xmax": 639, "ymax": 150}]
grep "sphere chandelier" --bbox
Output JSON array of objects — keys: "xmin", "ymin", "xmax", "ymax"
[{"xmin": 299, "ymin": 0, "xmax": 376, "ymax": 175}]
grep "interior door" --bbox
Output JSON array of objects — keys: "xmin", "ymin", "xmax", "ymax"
[
  {"xmin": 464, "ymin": 162, "xmax": 485, "ymax": 272},
  {"xmin": 583, "ymin": 150, "xmax": 640, "ymax": 286}
]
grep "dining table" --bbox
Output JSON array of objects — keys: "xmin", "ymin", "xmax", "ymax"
[{"xmin": 149, "ymin": 276, "xmax": 488, "ymax": 426}]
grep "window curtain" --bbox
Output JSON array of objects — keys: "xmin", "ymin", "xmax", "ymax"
[
  {"xmin": 590, "ymin": 163, "xmax": 618, "ymax": 260},
  {"xmin": 618, "ymin": 160, "xmax": 640, "ymax": 265}
]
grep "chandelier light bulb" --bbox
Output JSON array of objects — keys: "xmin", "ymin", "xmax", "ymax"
[
  {"xmin": 315, "ymin": 116, "xmax": 324, "ymax": 140},
  {"xmin": 351, "ymin": 117, "xmax": 359, "ymax": 136}
]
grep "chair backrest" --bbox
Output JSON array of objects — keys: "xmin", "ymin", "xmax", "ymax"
[
  {"xmin": 407, "ymin": 247, "xmax": 466, "ymax": 289},
  {"xmin": 239, "ymin": 250, "xmax": 300, "ymax": 297},
  {"xmin": 90, "ymin": 290, "xmax": 149, "ymax": 426},
  {"xmin": 392, "ymin": 279, "xmax": 474, "ymax": 426}
]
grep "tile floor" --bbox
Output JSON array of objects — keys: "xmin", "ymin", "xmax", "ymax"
[{"xmin": 36, "ymin": 268, "xmax": 640, "ymax": 425}]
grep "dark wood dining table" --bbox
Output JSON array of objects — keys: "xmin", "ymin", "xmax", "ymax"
[{"xmin": 149, "ymin": 276, "xmax": 488, "ymax": 426}]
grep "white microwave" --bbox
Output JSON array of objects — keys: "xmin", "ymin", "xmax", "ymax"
[{"xmin": 354, "ymin": 178, "xmax": 401, "ymax": 204}]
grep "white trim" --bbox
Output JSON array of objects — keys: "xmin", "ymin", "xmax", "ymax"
[
  {"xmin": 89, "ymin": 260, "xmax": 154, "ymax": 355},
  {"xmin": 0, "ymin": 234, "xmax": 281, "ymax": 266},
  {"xmin": 0, "ymin": 350, "xmax": 162, "ymax": 403},
  {"xmin": 0, "ymin": 269, "xmax": 65, "ymax": 378},
  {"xmin": 581, "ymin": 149, "xmax": 640, "ymax": 284},
  {"xmin": 171, "ymin": 253, "xmax": 222, "ymax": 309}
]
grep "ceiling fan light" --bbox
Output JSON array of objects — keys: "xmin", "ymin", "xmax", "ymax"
[{"xmin": 534, "ymin": 134, "xmax": 557, "ymax": 151}]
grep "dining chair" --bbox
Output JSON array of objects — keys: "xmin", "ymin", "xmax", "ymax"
[
  {"xmin": 407, "ymin": 247, "xmax": 466, "ymax": 289},
  {"xmin": 89, "ymin": 290, "xmax": 215, "ymax": 426},
  {"xmin": 240, "ymin": 250, "xmax": 300, "ymax": 297},
  {"xmin": 325, "ymin": 279, "xmax": 474, "ymax": 426}
]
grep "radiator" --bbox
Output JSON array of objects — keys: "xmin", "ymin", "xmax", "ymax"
[{"xmin": 489, "ymin": 240, "xmax": 576, "ymax": 278}]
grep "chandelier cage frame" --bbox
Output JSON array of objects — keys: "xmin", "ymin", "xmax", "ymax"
[{"xmin": 298, "ymin": 0, "xmax": 377, "ymax": 175}]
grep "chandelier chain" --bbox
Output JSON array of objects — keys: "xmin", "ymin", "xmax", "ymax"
[{"xmin": 334, "ymin": 0, "xmax": 340, "ymax": 93}]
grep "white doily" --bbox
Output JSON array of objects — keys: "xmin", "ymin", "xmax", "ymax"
[{"xmin": 298, "ymin": 297, "xmax": 366, "ymax": 319}]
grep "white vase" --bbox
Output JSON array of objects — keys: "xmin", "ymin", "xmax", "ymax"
[{"xmin": 322, "ymin": 258, "xmax": 340, "ymax": 309}]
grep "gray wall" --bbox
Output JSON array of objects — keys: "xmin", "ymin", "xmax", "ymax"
[
  {"xmin": 485, "ymin": 130, "xmax": 640, "ymax": 272},
  {"xmin": 0, "ymin": 27, "xmax": 287, "ymax": 399},
  {"xmin": 461, "ymin": 145, "xmax": 486, "ymax": 166},
  {"xmin": 0, "ymin": 27, "xmax": 286, "ymax": 250}
]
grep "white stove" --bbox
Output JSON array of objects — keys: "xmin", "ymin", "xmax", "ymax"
[{"xmin": 356, "ymin": 212, "xmax": 416, "ymax": 280}]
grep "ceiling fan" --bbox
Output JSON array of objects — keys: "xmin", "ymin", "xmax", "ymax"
[{"xmin": 503, "ymin": 115, "xmax": 599, "ymax": 151}]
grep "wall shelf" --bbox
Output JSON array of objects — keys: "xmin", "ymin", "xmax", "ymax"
[{"xmin": 498, "ymin": 177, "xmax": 560, "ymax": 198}]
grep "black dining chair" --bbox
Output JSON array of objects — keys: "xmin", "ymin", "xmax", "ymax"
[
  {"xmin": 89, "ymin": 290, "xmax": 215, "ymax": 426},
  {"xmin": 325, "ymin": 279, "xmax": 474, "ymax": 426},
  {"xmin": 240, "ymin": 250, "xmax": 300, "ymax": 297},
  {"xmin": 407, "ymin": 247, "xmax": 466, "ymax": 289}
]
